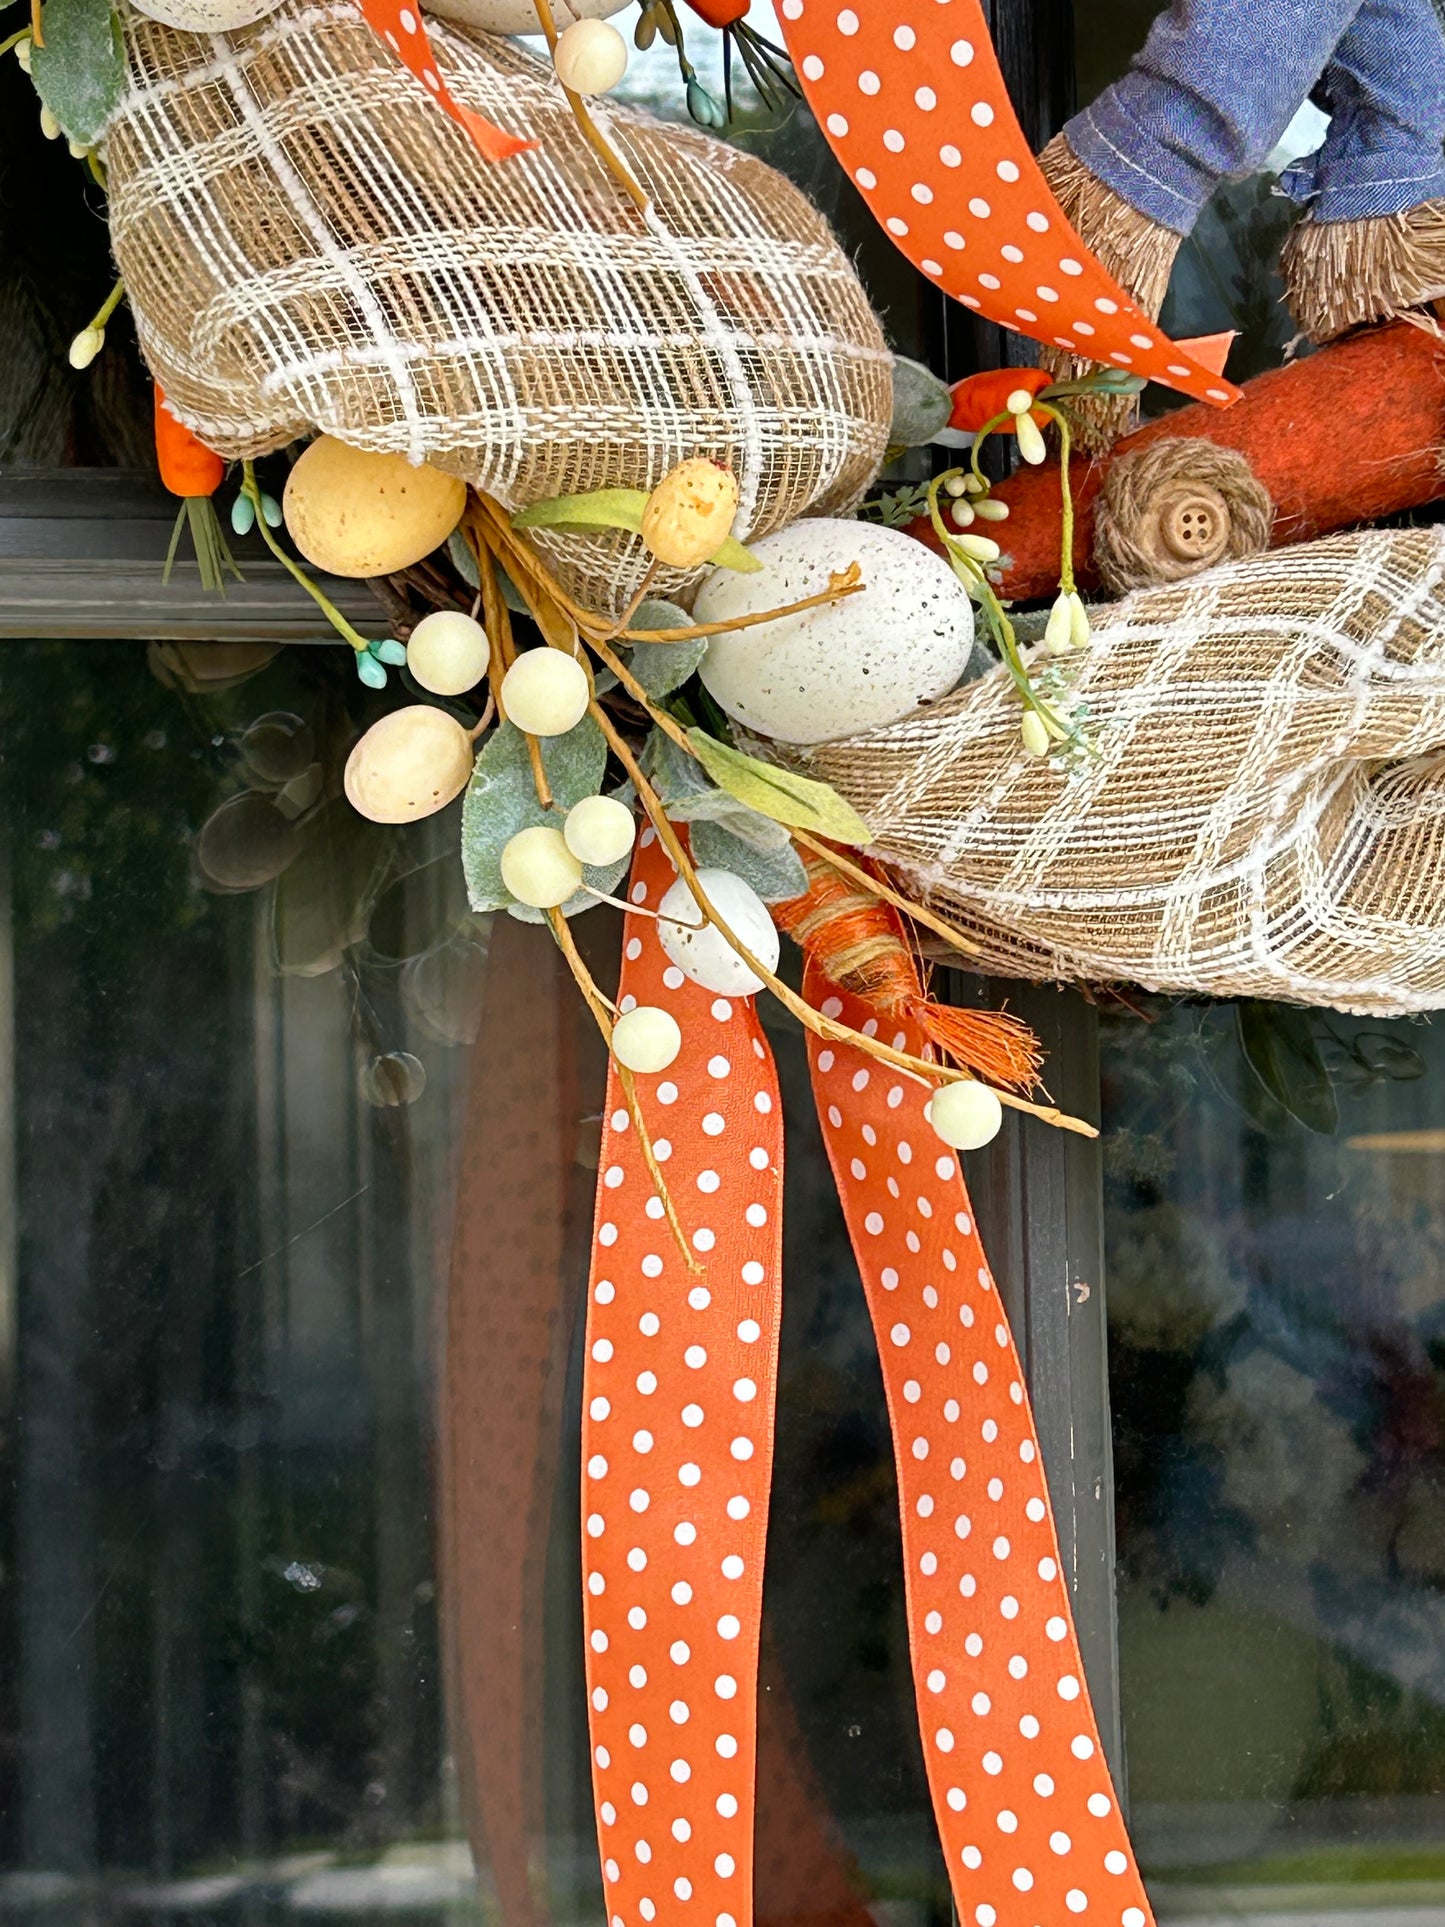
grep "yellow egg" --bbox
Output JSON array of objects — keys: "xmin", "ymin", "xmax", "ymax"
[
  {"xmin": 283, "ymin": 438, "xmax": 467, "ymax": 579},
  {"xmin": 344, "ymin": 706, "xmax": 475, "ymax": 823}
]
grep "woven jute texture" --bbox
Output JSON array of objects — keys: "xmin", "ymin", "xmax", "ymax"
[
  {"xmin": 104, "ymin": 0, "xmax": 892, "ymax": 609},
  {"xmin": 799, "ymin": 527, "xmax": 1445, "ymax": 1017}
]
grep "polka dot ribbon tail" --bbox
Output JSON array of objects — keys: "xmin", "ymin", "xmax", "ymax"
[
  {"xmin": 775, "ymin": 0, "xmax": 1240, "ymax": 410},
  {"xmin": 804, "ymin": 961, "xmax": 1154, "ymax": 1927},
  {"xmin": 581, "ymin": 830, "xmax": 1153, "ymax": 1927},
  {"xmin": 582, "ymin": 831, "xmax": 785, "ymax": 1927},
  {"xmin": 352, "ymin": 0, "xmax": 532, "ymax": 161}
]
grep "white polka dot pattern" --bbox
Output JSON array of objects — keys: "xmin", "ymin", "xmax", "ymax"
[
  {"xmin": 583, "ymin": 836, "xmax": 783, "ymax": 1927},
  {"xmin": 802, "ymin": 959, "xmax": 1157, "ymax": 1927},
  {"xmin": 775, "ymin": 0, "xmax": 1240, "ymax": 411}
]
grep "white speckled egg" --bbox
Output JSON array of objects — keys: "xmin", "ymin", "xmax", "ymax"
[
  {"xmin": 657, "ymin": 870, "xmax": 780, "ymax": 997},
  {"xmin": 422, "ymin": 0, "xmax": 629, "ymax": 32},
  {"xmin": 130, "ymin": 0, "xmax": 284, "ymax": 28},
  {"xmin": 695, "ymin": 520, "xmax": 973, "ymax": 745}
]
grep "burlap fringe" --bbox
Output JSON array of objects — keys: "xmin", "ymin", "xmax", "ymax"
[
  {"xmin": 1093, "ymin": 437, "xmax": 1273, "ymax": 594},
  {"xmin": 791, "ymin": 527, "xmax": 1445, "ymax": 1018},
  {"xmin": 1282, "ymin": 199, "xmax": 1445, "ymax": 343},
  {"xmin": 1035, "ymin": 133, "xmax": 1183, "ymax": 450}
]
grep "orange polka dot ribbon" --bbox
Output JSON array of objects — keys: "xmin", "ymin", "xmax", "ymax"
[
  {"xmin": 582, "ymin": 828, "xmax": 784, "ymax": 1927},
  {"xmin": 774, "ymin": 0, "xmax": 1241, "ymax": 412},
  {"xmin": 352, "ymin": 0, "xmax": 533, "ymax": 161},
  {"xmin": 583, "ymin": 831, "xmax": 1154, "ymax": 1927}
]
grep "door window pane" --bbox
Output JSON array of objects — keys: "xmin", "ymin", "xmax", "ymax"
[
  {"xmin": 0, "ymin": 638, "xmax": 949, "ymax": 1926},
  {"xmin": 1103, "ymin": 997, "xmax": 1445, "ymax": 1916}
]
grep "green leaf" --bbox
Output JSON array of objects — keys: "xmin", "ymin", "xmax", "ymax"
[
  {"xmin": 626, "ymin": 634, "xmax": 708, "ymax": 700},
  {"xmin": 710, "ymin": 536, "xmax": 763, "ymax": 574},
  {"xmin": 1236, "ymin": 1002, "xmax": 1339, "ymax": 1136},
  {"xmin": 690, "ymin": 819, "xmax": 806, "ymax": 902},
  {"xmin": 32, "ymin": 0, "xmax": 126, "ymax": 146},
  {"xmin": 512, "ymin": 489, "xmax": 648, "ymax": 535},
  {"xmin": 687, "ymin": 728, "xmax": 873, "ymax": 846},
  {"xmin": 460, "ymin": 718, "xmax": 606, "ymax": 911},
  {"xmin": 270, "ymin": 801, "xmax": 392, "ymax": 978},
  {"xmin": 889, "ymin": 355, "xmax": 953, "ymax": 448},
  {"xmin": 633, "ymin": 598, "xmax": 694, "ymax": 632}
]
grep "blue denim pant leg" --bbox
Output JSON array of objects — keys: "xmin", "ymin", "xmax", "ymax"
[
  {"xmin": 1279, "ymin": 0, "xmax": 1445, "ymax": 218},
  {"xmin": 1064, "ymin": 0, "xmax": 1445, "ymax": 232}
]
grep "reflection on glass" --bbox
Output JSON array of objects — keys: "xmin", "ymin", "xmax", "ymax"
[
  {"xmin": 0, "ymin": 640, "xmax": 950, "ymax": 1927},
  {"xmin": 1102, "ymin": 997, "xmax": 1445, "ymax": 1918}
]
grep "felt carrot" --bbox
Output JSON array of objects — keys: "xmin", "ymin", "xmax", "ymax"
[
  {"xmin": 947, "ymin": 365, "xmax": 1051, "ymax": 433},
  {"xmin": 679, "ymin": 0, "xmax": 749, "ymax": 23},
  {"xmin": 154, "ymin": 385, "xmax": 239, "ymax": 595},
  {"xmin": 774, "ymin": 847, "xmax": 1042, "ymax": 1090}
]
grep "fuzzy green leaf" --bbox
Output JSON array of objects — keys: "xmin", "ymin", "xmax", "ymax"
[
  {"xmin": 512, "ymin": 489, "xmax": 648, "ymax": 535},
  {"xmin": 460, "ymin": 717, "xmax": 606, "ymax": 911},
  {"xmin": 33, "ymin": 0, "xmax": 126, "ymax": 146},
  {"xmin": 686, "ymin": 729, "xmax": 873, "ymax": 846},
  {"xmin": 890, "ymin": 355, "xmax": 953, "ymax": 448},
  {"xmin": 626, "ymin": 634, "xmax": 708, "ymax": 700},
  {"xmin": 690, "ymin": 819, "xmax": 807, "ymax": 902}
]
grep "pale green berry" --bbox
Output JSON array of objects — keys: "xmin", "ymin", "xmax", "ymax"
[
  {"xmin": 611, "ymin": 1005, "xmax": 682, "ymax": 1074},
  {"xmin": 408, "ymin": 609, "xmax": 489, "ymax": 695},
  {"xmin": 1015, "ymin": 413, "xmax": 1047, "ymax": 465},
  {"xmin": 500, "ymin": 649, "xmax": 589, "ymax": 736},
  {"xmin": 68, "ymin": 326, "xmax": 104, "ymax": 370},
  {"xmin": 1044, "ymin": 592, "xmax": 1074, "ymax": 657},
  {"xmin": 1020, "ymin": 709, "xmax": 1051, "ymax": 758},
  {"xmin": 950, "ymin": 499, "xmax": 976, "ymax": 529},
  {"xmin": 1069, "ymin": 591, "xmax": 1092, "ymax": 651},
  {"xmin": 973, "ymin": 497, "xmax": 1010, "ymax": 521},
  {"xmin": 553, "ymin": 17, "xmax": 628, "ymax": 94},
  {"xmin": 500, "ymin": 826, "xmax": 583, "ymax": 908},
  {"xmin": 928, "ymin": 1079, "xmax": 1004, "ymax": 1151},
  {"xmin": 955, "ymin": 532, "xmax": 1000, "ymax": 563},
  {"xmin": 564, "ymin": 794, "xmax": 636, "ymax": 868}
]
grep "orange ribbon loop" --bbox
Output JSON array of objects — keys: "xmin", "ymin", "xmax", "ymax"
[
  {"xmin": 774, "ymin": 0, "xmax": 1239, "ymax": 409},
  {"xmin": 352, "ymin": 0, "xmax": 533, "ymax": 161}
]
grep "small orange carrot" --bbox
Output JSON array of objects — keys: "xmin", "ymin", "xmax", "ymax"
[
  {"xmin": 154, "ymin": 386, "xmax": 225, "ymax": 499},
  {"xmin": 948, "ymin": 366, "xmax": 1050, "ymax": 434},
  {"xmin": 153, "ymin": 384, "xmax": 238, "ymax": 594},
  {"xmin": 680, "ymin": 0, "xmax": 749, "ymax": 24},
  {"xmin": 774, "ymin": 849, "xmax": 1043, "ymax": 1091}
]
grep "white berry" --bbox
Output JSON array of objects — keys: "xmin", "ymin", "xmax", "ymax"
[
  {"xmin": 553, "ymin": 16, "xmax": 628, "ymax": 94},
  {"xmin": 500, "ymin": 649, "xmax": 590, "ymax": 736},
  {"xmin": 657, "ymin": 869, "xmax": 779, "ymax": 997},
  {"xmin": 565, "ymin": 794, "xmax": 636, "ymax": 868},
  {"xmin": 612, "ymin": 1005, "xmax": 682, "ymax": 1073},
  {"xmin": 407, "ymin": 610, "xmax": 490, "ymax": 695},
  {"xmin": 500, "ymin": 825, "xmax": 583, "ymax": 908},
  {"xmin": 928, "ymin": 1080, "xmax": 1004, "ymax": 1151}
]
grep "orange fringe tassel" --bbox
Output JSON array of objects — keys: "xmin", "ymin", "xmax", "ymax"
[{"xmin": 774, "ymin": 849, "xmax": 1043, "ymax": 1092}]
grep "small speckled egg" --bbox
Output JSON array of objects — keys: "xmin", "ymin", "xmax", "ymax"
[
  {"xmin": 695, "ymin": 520, "xmax": 973, "ymax": 745},
  {"xmin": 657, "ymin": 869, "xmax": 779, "ymax": 997},
  {"xmin": 130, "ymin": 0, "xmax": 284, "ymax": 29}
]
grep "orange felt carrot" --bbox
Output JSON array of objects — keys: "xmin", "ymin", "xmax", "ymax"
[
  {"xmin": 153, "ymin": 385, "xmax": 238, "ymax": 594},
  {"xmin": 680, "ymin": 0, "xmax": 750, "ymax": 23},
  {"xmin": 154, "ymin": 386, "xmax": 225, "ymax": 498},
  {"xmin": 773, "ymin": 847, "xmax": 1042, "ymax": 1090},
  {"xmin": 947, "ymin": 366, "xmax": 1051, "ymax": 434}
]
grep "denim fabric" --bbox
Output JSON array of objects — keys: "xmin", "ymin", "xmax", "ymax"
[{"xmin": 1065, "ymin": 0, "xmax": 1445, "ymax": 232}]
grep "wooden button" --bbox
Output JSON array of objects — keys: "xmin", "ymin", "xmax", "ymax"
[{"xmin": 1156, "ymin": 482, "xmax": 1231, "ymax": 564}]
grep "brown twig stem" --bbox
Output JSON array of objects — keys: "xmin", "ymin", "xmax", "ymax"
[
  {"xmin": 547, "ymin": 907, "xmax": 700, "ymax": 1271},
  {"xmin": 590, "ymin": 701, "xmax": 1096, "ymax": 1139}
]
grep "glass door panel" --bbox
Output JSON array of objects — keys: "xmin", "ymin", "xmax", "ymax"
[{"xmin": 1102, "ymin": 997, "xmax": 1445, "ymax": 1920}]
